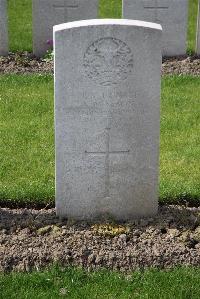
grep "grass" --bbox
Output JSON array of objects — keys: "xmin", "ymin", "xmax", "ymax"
[
  {"xmin": 187, "ymin": 0, "xmax": 199, "ymax": 54},
  {"xmin": 99, "ymin": 0, "xmax": 122, "ymax": 18},
  {"xmin": 0, "ymin": 75, "xmax": 54, "ymax": 204},
  {"xmin": 1, "ymin": 266, "xmax": 200, "ymax": 299},
  {"xmin": 8, "ymin": 0, "xmax": 32, "ymax": 52},
  {"xmin": 160, "ymin": 76, "xmax": 200, "ymax": 204},
  {"xmin": 0, "ymin": 75, "xmax": 199, "ymax": 206},
  {"xmin": 7, "ymin": 0, "xmax": 199, "ymax": 53}
]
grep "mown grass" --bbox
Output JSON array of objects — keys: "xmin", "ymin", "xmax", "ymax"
[
  {"xmin": 0, "ymin": 75, "xmax": 54, "ymax": 204},
  {"xmin": 187, "ymin": 0, "xmax": 199, "ymax": 54},
  {"xmin": 7, "ymin": 0, "xmax": 198, "ymax": 53},
  {"xmin": 8, "ymin": 0, "xmax": 32, "ymax": 52},
  {"xmin": 1, "ymin": 266, "xmax": 200, "ymax": 299},
  {"xmin": 160, "ymin": 76, "xmax": 200, "ymax": 204},
  {"xmin": 0, "ymin": 75, "xmax": 199, "ymax": 206},
  {"xmin": 99, "ymin": 0, "xmax": 122, "ymax": 18}
]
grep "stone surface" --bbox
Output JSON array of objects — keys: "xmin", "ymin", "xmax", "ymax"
[
  {"xmin": 0, "ymin": 0, "xmax": 8, "ymax": 56},
  {"xmin": 123, "ymin": 0, "xmax": 189, "ymax": 56},
  {"xmin": 196, "ymin": 1, "xmax": 200, "ymax": 55},
  {"xmin": 54, "ymin": 19, "xmax": 162, "ymax": 220},
  {"xmin": 32, "ymin": 0, "xmax": 99, "ymax": 56}
]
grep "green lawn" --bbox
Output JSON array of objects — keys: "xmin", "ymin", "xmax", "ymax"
[
  {"xmin": 8, "ymin": 0, "xmax": 32, "ymax": 52},
  {"xmin": 187, "ymin": 0, "xmax": 199, "ymax": 54},
  {"xmin": 99, "ymin": 0, "xmax": 122, "ymax": 18},
  {"xmin": 0, "ymin": 75, "xmax": 199, "ymax": 206},
  {"xmin": 7, "ymin": 0, "xmax": 198, "ymax": 53},
  {"xmin": 0, "ymin": 75, "xmax": 54, "ymax": 204},
  {"xmin": 1, "ymin": 266, "xmax": 200, "ymax": 299},
  {"xmin": 160, "ymin": 76, "xmax": 200, "ymax": 204}
]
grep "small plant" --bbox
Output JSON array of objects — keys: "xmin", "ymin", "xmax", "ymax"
[
  {"xmin": 43, "ymin": 49, "xmax": 54, "ymax": 62},
  {"xmin": 43, "ymin": 40, "xmax": 54, "ymax": 61},
  {"xmin": 91, "ymin": 223, "xmax": 130, "ymax": 236}
]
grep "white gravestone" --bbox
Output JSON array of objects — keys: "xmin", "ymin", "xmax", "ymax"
[
  {"xmin": 54, "ymin": 19, "xmax": 162, "ymax": 220},
  {"xmin": 32, "ymin": 0, "xmax": 99, "ymax": 56},
  {"xmin": 123, "ymin": 0, "xmax": 188, "ymax": 56},
  {"xmin": 0, "ymin": 0, "xmax": 8, "ymax": 56},
  {"xmin": 196, "ymin": 1, "xmax": 200, "ymax": 55}
]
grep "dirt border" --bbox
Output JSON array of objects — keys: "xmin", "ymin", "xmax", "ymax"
[
  {"xmin": 0, "ymin": 205, "xmax": 200, "ymax": 273},
  {"xmin": 0, "ymin": 52, "xmax": 200, "ymax": 76}
]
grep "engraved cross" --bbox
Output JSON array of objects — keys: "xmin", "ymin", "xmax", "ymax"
[
  {"xmin": 53, "ymin": 1, "xmax": 79, "ymax": 21},
  {"xmin": 143, "ymin": 0, "xmax": 169, "ymax": 22},
  {"xmin": 85, "ymin": 128, "xmax": 130, "ymax": 197}
]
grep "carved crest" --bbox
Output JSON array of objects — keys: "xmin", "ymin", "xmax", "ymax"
[{"xmin": 83, "ymin": 37, "xmax": 133, "ymax": 86}]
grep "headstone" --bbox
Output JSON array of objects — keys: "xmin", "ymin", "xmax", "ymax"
[
  {"xmin": 123, "ymin": 0, "xmax": 188, "ymax": 56},
  {"xmin": 32, "ymin": 0, "xmax": 99, "ymax": 56},
  {"xmin": 196, "ymin": 1, "xmax": 200, "ymax": 55},
  {"xmin": 54, "ymin": 19, "xmax": 162, "ymax": 220},
  {"xmin": 0, "ymin": 0, "xmax": 8, "ymax": 56}
]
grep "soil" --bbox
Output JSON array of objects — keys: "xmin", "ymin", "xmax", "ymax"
[
  {"xmin": 0, "ymin": 52, "xmax": 200, "ymax": 76},
  {"xmin": 0, "ymin": 205, "xmax": 200, "ymax": 273},
  {"xmin": 0, "ymin": 52, "xmax": 53, "ymax": 75}
]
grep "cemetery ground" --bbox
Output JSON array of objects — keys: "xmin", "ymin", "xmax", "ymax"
[
  {"xmin": 0, "ymin": 67, "xmax": 200, "ymax": 297},
  {"xmin": 0, "ymin": 0, "xmax": 200, "ymax": 298}
]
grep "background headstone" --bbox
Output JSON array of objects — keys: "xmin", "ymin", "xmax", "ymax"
[
  {"xmin": 123, "ymin": 0, "xmax": 188, "ymax": 56},
  {"xmin": 32, "ymin": 0, "xmax": 99, "ymax": 57},
  {"xmin": 196, "ymin": 1, "xmax": 200, "ymax": 55},
  {"xmin": 54, "ymin": 19, "xmax": 162, "ymax": 220},
  {"xmin": 0, "ymin": 0, "xmax": 8, "ymax": 56}
]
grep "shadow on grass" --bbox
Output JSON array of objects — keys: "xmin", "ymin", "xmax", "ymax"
[
  {"xmin": 159, "ymin": 194, "xmax": 200, "ymax": 208},
  {"xmin": 0, "ymin": 192, "xmax": 199, "ymax": 210}
]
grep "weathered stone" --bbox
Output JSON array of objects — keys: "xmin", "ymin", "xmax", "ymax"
[
  {"xmin": 54, "ymin": 19, "xmax": 162, "ymax": 220},
  {"xmin": 32, "ymin": 0, "xmax": 99, "ymax": 56},
  {"xmin": 123, "ymin": 0, "xmax": 189, "ymax": 56},
  {"xmin": 0, "ymin": 0, "xmax": 8, "ymax": 56}
]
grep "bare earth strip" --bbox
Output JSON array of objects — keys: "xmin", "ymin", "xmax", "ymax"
[
  {"xmin": 0, "ymin": 205, "xmax": 199, "ymax": 272},
  {"xmin": 0, "ymin": 53, "xmax": 200, "ymax": 76}
]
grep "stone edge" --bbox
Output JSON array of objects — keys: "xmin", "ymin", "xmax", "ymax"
[{"xmin": 53, "ymin": 19, "xmax": 162, "ymax": 33}]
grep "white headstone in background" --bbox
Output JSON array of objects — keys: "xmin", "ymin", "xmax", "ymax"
[
  {"xmin": 123, "ymin": 0, "xmax": 188, "ymax": 56},
  {"xmin": 0, "ymin": 0, "xmax": 8, "ymax": 56},
  {"xmin": 54, "ymin": 19, "xmax": 162, "ymax": 220},
  {"xmin": 32, "ymin": 0, "xmax": 99, "ymax": 57},
  {"xmin": 196, "ymin": 1, "xmax": 200, "ymax": 55}
]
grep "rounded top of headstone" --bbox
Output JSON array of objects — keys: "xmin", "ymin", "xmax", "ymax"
[{"xmin": 53, "ymin": 19, "xmax": 162, "ymax": 33}]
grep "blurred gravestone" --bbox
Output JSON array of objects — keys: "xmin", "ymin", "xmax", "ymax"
[
  {"xmin": 123, "ymin": 0, "xmax": 188, "ymax": 56},
  {"xmin": 32, "ymin": 0, "xmax": 99, "ymax": 56},
  {"xmin": 54, "ymin": 19, "xmax": 162, "ymax": 220},
  {"xmin": 0, "ymin": 0, "xmax": 8, "ymax": 56}
]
